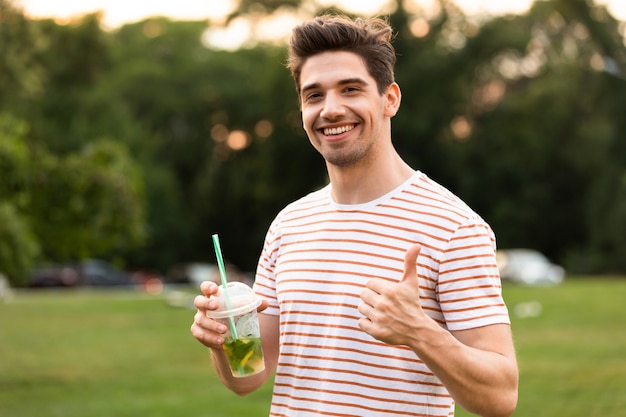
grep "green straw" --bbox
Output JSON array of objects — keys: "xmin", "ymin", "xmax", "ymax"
[
  {"xmin": 212, "ymin": 234, "xmax": 244, "ymax": 375},
  {"xmin": 212, "ymin": 234, "xmax": 238, "ymax": 339}
]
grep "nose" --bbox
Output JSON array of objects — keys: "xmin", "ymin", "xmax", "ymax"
[{"xmin": 320, "ymin": 91, "xmax": 345, "ymax": 120}]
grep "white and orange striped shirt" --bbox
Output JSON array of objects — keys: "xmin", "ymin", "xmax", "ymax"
[{"xmin": 254, "ymin": 171, "xmax": 510, "ymax": 417}]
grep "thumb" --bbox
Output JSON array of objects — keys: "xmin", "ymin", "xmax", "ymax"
[
  {"xmin": 257, "ymin": 298, "xmax": 269, "ymax": 313},
  {"xmin": 400, "ymin": 244, "xmax": 422, "ymax": 284}
]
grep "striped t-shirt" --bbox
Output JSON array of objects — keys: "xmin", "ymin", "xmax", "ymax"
[{"xmin": 253, "ymin": 170, "xmax": 510, "ymax": 417}]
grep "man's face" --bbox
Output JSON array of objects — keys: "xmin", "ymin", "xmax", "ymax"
[{"xmin": 299, "ymin": 51, "xmax": 399, "ymax": 168}]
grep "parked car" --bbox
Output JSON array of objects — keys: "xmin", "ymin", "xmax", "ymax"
[
  {"xmin": 167, "ymin": 262, "xmax": 252, "ymax": 288},
  {"xmin": 496, "ymin": 249, "xmax": 565, "ymax": 285},
  {"xmin": 80, "ymin": 259, "xmax": 131, "ymax": 286},
  {"xmin": 29, "ymin": 259, "xmax": 132, "ymax": 288},
  {"xmin": 29, "ymin": 265, "xmax": 81, "ymax": 287},
  {"xmin": 167, "ymin": 263, "xmax": 218, "ymax": 287}
]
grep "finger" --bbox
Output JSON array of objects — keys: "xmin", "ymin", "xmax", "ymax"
[
  {"xmin": 192, "ymin": 310, "xmax": 227, "ymax": 333},
  {"xmin": 193, "ymin": 294, "xmax": 208, "ymax": 310},
  {"xmin": 359, "ymin": 286, "xmax": 374, "ymax": 304},
  {"xmin": 193, "ymin": 294, "xmax": 219, "ymax": 311},
  {"xmin": 364, "ymin": 277, "xmax": 390, "ymax": 295},
  {"xmin": 357, "ymin": 317, "xmax": 373, "ymax": 334},
  {"xmin": 400, "ymin": 244, "xmax": 422, "ymax": 284},
  {"xmin": 200, "ymin": 280, "xmax": 218, "ymax": 297},
  {"xmin": 190, "ymin": 312, "xmax": 227, "ymax": 348},
  {"xmin": 190, "ymin": 321, "xmax": 225, "ymax": 349},
  {"xmin": 257, "ymin": 298, "xmax": 269, "ymax": 313},
  {"xmin": 357, "ymin": 300, "xmax": 373, "ymax": 318}
]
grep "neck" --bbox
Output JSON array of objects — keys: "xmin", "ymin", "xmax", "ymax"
[{"xmin": 327, "ymin": 150, "xmax": 414, "ymax": 205}]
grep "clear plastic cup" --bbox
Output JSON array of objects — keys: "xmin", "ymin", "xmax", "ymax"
[{"xmin": 205, "ymin": 282, "xmax": 265, "ymax": 377}]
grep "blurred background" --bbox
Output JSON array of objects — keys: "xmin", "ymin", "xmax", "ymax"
[
  {"xmin": 1, "ymin": 0, "xmax": 626, "ymax": 288},
  {"xmin": 2, "ymin": 2, "xmax": 626, "ymax": 417}
]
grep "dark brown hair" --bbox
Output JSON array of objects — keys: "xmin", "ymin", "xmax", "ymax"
[{"xmin": 287, "ymin": 15, "xmax": 396, "ymax": 96}]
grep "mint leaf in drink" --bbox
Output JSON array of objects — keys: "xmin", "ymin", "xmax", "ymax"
[{"xmin": 223, "ymin": 337, "xmax": 263, "ymax": 375}]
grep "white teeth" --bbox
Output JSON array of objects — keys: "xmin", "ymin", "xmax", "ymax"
[{"xmin": 323, "ymin": 124, "xmax": 355, "ymax": 136}]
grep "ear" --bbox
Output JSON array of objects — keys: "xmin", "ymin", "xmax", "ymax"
[{"xmin": 383, "ymin": 82, "xmax": 401, "ymax": 117}]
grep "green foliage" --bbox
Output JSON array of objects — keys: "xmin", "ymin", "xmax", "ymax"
[
  {"xmin": 28, "ymin": 139, "xmax": 146, "ymax": 261},
  {"xmin": 0, "ymin": 204, "xmax": 39, "ymax": 286},
  {"xmin": 0, "ymin": 114, "xmax": 39, "ymax": 285},
  {"xmin": 433, "ymin": 0, "xmax": 626, "ymax": 273},
  {"xmin": 0, "ymin": 0, "xmax": 46, "ymax": 112},
  {"xmin": 0, "ymin": 111, "xmax": 146, "ymax": 284},
  {"xmin": 387, "ymin": 0, "xmax": 626, "ymax": 274},
  {"xmin": 1, "ymin": 0, "xmax": 625, "ymax": 278},
  {"xmin": 107, "ymin": 20, "xmax": 324, "ymax": 268},
  {"xmin": 27, "ymin": 13, "xmax": 112, "ymax": 153},
  {"xmin": 0, "ymin": 114, "xmax": 30, "ymax": 196}
]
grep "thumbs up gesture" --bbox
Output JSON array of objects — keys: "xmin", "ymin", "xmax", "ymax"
[{"xmin": 358, "ymin": 244, "xmax": 433, "ymax": 346}]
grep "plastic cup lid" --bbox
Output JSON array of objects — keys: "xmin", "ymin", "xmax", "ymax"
[{"xmin": 205, "ymin": 281, "xmax": 261, "ymax": 319}]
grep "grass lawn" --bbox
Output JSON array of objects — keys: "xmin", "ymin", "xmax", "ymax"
[
  {"xmin": 1, "ymin": 278, "xmax": 625, "ymax": 417},
  {"xmin": 459, "ymin": 277, "xmax": 626, "ymax": 417},
  {"xmin": 0, "ymin": 288, "xmax": 273, "ymax": 417}
]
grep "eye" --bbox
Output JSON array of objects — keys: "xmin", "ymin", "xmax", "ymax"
[
  {"xmin": 304, "ymin": 92, "xmax": 323, "ymax": 103},
  {"xmin": 343, "ymin": 85, "xmax": 362, "ymax": 94}
]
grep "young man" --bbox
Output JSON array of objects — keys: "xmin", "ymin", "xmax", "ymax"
[{"xmin": 191, "ymin": 15, "xmax": 518, "ymax": 417}]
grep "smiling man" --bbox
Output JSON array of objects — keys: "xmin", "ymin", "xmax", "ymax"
[{"xmin": 191, "ymin": 15, "xmax": 518, "ymax": 417}]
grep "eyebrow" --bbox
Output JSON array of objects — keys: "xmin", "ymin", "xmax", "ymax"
[{"xmin": 300, "ymin": 77, "xmax": 369, "ymax": 95}]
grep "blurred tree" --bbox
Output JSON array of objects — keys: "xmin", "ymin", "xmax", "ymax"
[
  {"xmin": 1, "ymin": 0, "xmax": 625, "ymax": 277},
  {"xmin": 27, "ymin": 139, "xmax": 146, "ymax": 262},
  {"xmin": 0, "ymin": 0, "xmax": 45, "ymax": 113},
  {"xmin": 188, "ymin": 47, "xmax": 325, "ymax": 268},
  {"xmin": 0, "ymin": 114, "xmax": 39, "ymax": 286},
  {"xmin": 0, "ymin": 2, "xmax": 148, "ymax": 284},
  {"xmin": 226, "ymin": 0, "xmax": 301, "ymax": 21},
  {"xmin": 0, "ymin": 112, "xmax": 147, "ymax": 285},
  {"xmin": 435, "ymin": 0, "xmax": 626, "ymax": 273},
  {"xmin": 24, "ymin": 13, "xmax": 112, "ymax": 153},
  {"xmin": 107, "ymin": 19, "xmax": 324, "ymax": 268}
]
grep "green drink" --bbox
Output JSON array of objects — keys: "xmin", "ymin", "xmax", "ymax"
[
  {"xmin": 205, "ymin": 282, "xmax": 266, "ymax": 378},
  {"xmin": 223, "ymin": 336, "xmax": 264, "ymax": 377}
]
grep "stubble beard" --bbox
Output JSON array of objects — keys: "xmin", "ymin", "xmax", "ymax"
[{"xmin": 323, "ymin": 138, "xmax": 374, "ymax": 168}]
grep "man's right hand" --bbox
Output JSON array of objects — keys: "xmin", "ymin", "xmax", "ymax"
[
  {"xmin": 190, "ymin": 281, "xmax": 229, "ymax": 349},
  {"xmin": 190, "ymin": 281, "xmax": 269, "ymax": 349}
]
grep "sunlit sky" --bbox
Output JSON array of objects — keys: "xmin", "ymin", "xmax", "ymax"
[{"xmin": 14, "ymin": 0, "xmax": 626, "ymax": 49}]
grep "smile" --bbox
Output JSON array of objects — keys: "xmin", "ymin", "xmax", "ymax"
[{"xmin": 323, "ymin": 124, "xmax": 355, "ymax": 136}]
